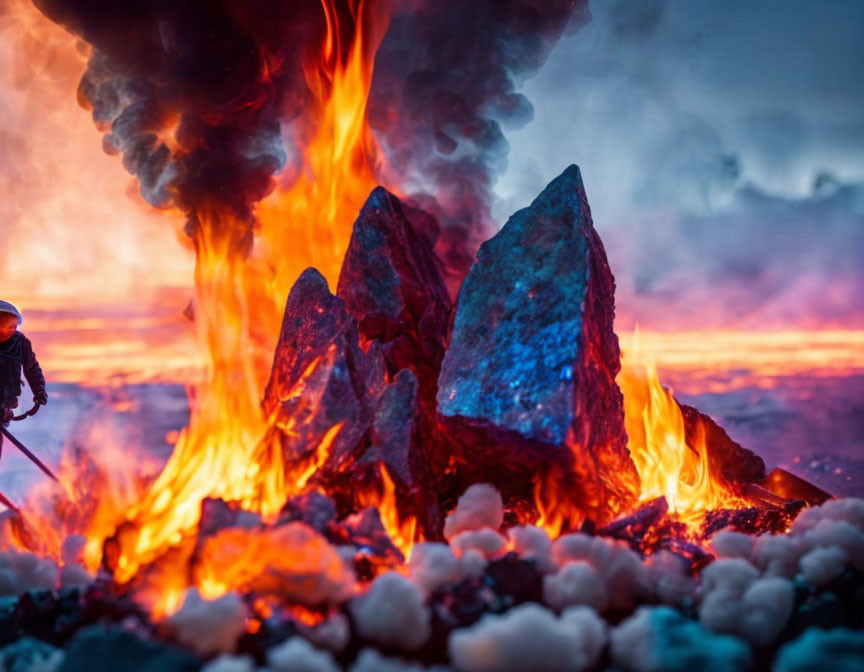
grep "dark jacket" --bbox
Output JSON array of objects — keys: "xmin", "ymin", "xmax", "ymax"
[{"xmin": 0, "ymin": 332, "xmax": 46, "ymax": 410}]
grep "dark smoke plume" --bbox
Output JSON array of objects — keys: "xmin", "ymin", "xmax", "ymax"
[
  {"xmin": 33, "ymin": 0, "xmax": 588, "ymax": 262},
  {"xmin": 370, "ymin": 0, "xmax": 590, "ymax": 273},
  {"xmin": 33, "ymin": 0, "xmax": 329, "ymax": 245}
]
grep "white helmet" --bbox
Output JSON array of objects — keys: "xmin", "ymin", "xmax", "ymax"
[{"xmin": 0, "ymin": 300, "xmax": 23, "ymax": 325}]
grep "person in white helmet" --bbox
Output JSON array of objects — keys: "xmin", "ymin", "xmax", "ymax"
[{"xmin": 0, "ymin": 301, "xmax": 47, "ymax": 425}]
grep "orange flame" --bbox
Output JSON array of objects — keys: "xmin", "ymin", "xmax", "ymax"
[
  {"xmin": 256, "ymin": 0, "xmax": 394, "ymax": 292},
  {"xmin": 355, "ymin": 464, "xmax": 418, "ymax": 558},
  {"xmin": 3, "ymin": 421, "xmax": 158, "ymax": 573},
  {"xmin": 88, "ymin": 0, "xmax": 394, "ymax": 607},
  {"xmin": 618, "ymin": 328, "xmax": 745, "ymax": 530}
]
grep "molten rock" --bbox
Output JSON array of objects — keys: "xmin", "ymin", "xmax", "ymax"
[
  {"xmin": 191, "ymin": 523, "xmax": 354, "ymax": 607},
  {"xmin": 262, "ymin": 268, "xmax": 386, "ymax": 473},
  {"xmin": 437, "ymin": 165, "xmax": 638, "ymax": 522}
]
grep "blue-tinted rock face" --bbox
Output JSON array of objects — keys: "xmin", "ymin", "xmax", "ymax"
[{"xmin": 437, "ymin": 165, "xmax": 639, "ymax": 522}]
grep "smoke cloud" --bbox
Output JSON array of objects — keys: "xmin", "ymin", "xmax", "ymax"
[
  {"xmin": 33, "ymin": 0, "xmax": 324, "ymax": 240},
  {"xmin": 369, "ymin": 0, "xmax": 590, "ymax": 272},
  {"xmin": 32, "ymin": 0, "xmax": 589, "ymax": 268}
]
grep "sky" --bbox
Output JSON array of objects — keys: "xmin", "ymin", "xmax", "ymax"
[{"xmin": 496, "ymin": 0, "xmax": 864, "ymax": 329}]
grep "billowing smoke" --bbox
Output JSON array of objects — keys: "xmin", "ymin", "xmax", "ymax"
[
  {"xmin": 33, "ymin": 0, "xmax": 326, "ymax": 247},
  {"xmin": 369, "ymin": 0, "xmax": 590, "ymax": 272},
  {"xmin": 32, "ymin": 0, "xmax": 589, "ymax": 265}
]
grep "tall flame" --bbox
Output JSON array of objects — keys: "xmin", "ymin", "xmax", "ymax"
[
  {"xmin": 102, "ymin": 0, "xmax": 393, "ymax": 609},
  {"xmin": 618, "ymin": 328, "xmax": 744, "ymax": 527}
]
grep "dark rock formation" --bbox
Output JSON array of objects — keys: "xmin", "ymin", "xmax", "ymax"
[
  {"xmin": 334, "ymin": 187, "xmax": 453, "ymax": 535},
  {"xmin": 354, "ymin": 368, "xmax": 442, "ymax": 536},
  {"xmin": 679, "ymin": 403, "xmax": 766, "ymax": 484},
  {"xmin": 337, "ymin": 187, "xmax": 452, "ymax": 404},
  {"xmin": 436, "ymin": 165, "xmax": 639, "ymax": 523},
  {"xmin": 262, "ymin": 268, "xmax": 387, "ymax": 474}
]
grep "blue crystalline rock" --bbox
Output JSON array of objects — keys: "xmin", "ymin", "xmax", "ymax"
[{"xmin": 436, "ymin": 165, "xmax": 638, "ymax": 521}]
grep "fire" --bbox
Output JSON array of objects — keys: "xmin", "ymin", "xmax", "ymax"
[
  {"xmin": 193, "ymin": 522, "xmax": 353, "ymax": 607},
  {"xmin": 356, "ymin": 464, "xmax": 418, "ymax": 558},
  {"xmin": 618, "ymin": 328, "xmax": 744, "ymax": 529},
  {"xmin": 0, "ymin": 0, "xmax": 397, "ymax": 614},
  {"xmin": 255, "ymin": 0, "xmax": 394, "ymax": 293},
  {"xmin": 3, "ymin": 420, "xmax": 157, "ymax": 573},
  {"xmin": 83, "ymin": 0, "xmax": 394, "ymax": 607},
  {"xmin": 1, "ymin": 0, "xmax": 849, "ymax": 624}
]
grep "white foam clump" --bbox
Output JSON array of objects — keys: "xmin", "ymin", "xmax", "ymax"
[
  {"xmin": 443, "ymin": 484, "xmax": 503, "ymax": 541},
  {"xmin": 349, "ymin": 648, "xmax": 452, "ymax": 672},
  {"xmin": 610, "ymin": 605, "xmax": 753, "ymax": 672},
  {"xmin": 543, "ymin": 561, "xmax": 607, "ymax": 612},
  {"xmin": 645, "ymin": 550, "xmax": 697, "ymax": 607},
  {"xmin": 751, "ymin": 534, "xmax": 800, "ymax": 578},
  {"xmin": 0, "ymin": 549, "xmax": 58, "ymax": 596},
  {"xmin": 791, "ymin": 498, "xmax": 864, "ymax": 535},
  {"xmin": 508, "ymin": 526, "xmax": 555, "ymax": 572},
  {"xmin": 349, "ymin": 572, "xmax": 430, "ymax": 650},
  {"xmin": 609, "ymin": 608, "xmax": 659, "ymax": 672},
  {"xmin": 449, "ymin": 603, "xmax": 606, "ymax": 672},
  {"xmin": 267, "ymin": 636, "xmax": 340, "ymax": 672},
  {"xmin": 552, "ymin": 533, "xmax": 650, "ymax": 611},
  {"xmin": 797, "ymin": 518, "xmax": 864, "ymax": 572},
  {"xmin": 799, "ymin": 546, "xmax": 848, "ymax": 587},
  {"xmin": 410, "ymin": 542, "xmax": 464, "ymax": 594},
  {"xmin": 300, "ymin": 613, "xmax": 351, "ymax": 653},
  {"xmin": 449, "ymin": 529, "xmax": 507, "ymax": 561},
  {"xmin": 698, "ymin": 558, "xmax": 794, "ymax": 647},
  {"xmin": 714, "ymin": 498, "xmax": 864, "ymax": 588},
  {"xmin": 710, "ymin": 530, "xmax": 754, "ymax": 560},
  {"xmin": 200, "ymin": 655, "xmax": 257, "ymax": 672},
  {"xmin": 59, "ymin": 563, "xmax": 93, "ymax": 592},
  {"xmin": 165, "ymin": 589, "xmax": 247, "ymax": 657}
]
